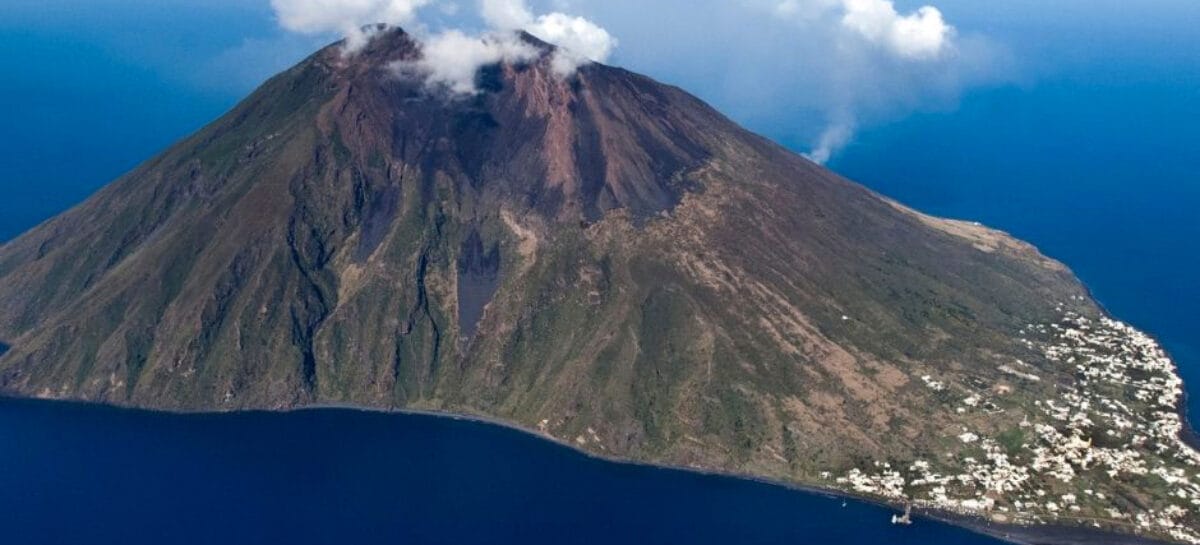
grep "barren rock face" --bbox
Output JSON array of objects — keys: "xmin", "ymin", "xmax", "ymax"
[{"xmin": 2, "ymin": 28, "xmax": 1195, "ymax": 543}]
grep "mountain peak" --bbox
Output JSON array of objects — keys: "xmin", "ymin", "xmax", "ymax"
[
  {"xmin": 324, "ymin": 26, "xmax": 560, "ymax": 79},
  {"xmin": 9, "ymin": 33, "xmax": 1196, "ymax": 545},
  {"xmin": 513, "ymin": 29, "xmax": 556, "ymax": 50},
  {"xmin": 320, "ymin": 25, "xmax": 421, "ymax": 69},
  {"xmin": 297, "ymin": 28, "xmax": 730, "ymax": 224}
]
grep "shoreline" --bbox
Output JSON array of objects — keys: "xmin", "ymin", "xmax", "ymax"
[
  {"xmin": 294, "ymin": 402, "xmax": 1185, "ymax": 545},
  {"xmin": 0, "ymin": 394, "xmax": 1180, "ymax": 545},
  {"xmin": 1076, "ymin": 278, "xmax": 1200, "ymax": 452},
  {"xmin": 309, "ymin": 402, "xmax": 1182, "ymax": 545}
]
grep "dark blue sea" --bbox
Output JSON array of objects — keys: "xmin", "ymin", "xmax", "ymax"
[
  {"xmin": 0, "ymin": 398, "xmax": 1002, "ymax": 545},
  {"xmin": 0, "ymin": 2, "xmax": 1197, "ymax": 544}
]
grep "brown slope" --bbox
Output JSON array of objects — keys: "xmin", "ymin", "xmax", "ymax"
[
  {"xmin": 2, "ymin": 28, "xmax": 1195, "ymax": 543},
  {"xmin": 0, "ymin": 22, "xmax": 1081, "ymax": 469}
]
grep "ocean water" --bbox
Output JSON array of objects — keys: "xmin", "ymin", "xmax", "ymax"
[
  {"xmin": 0, "ymin": 398, "xmax": 1003, "ymax": 545},
  {"xmin": 0, "ymin": 0, "xmax": 290, "ymax": 242}
]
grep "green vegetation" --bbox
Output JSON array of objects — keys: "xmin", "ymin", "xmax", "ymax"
[{"xmin": 0, "ymin": 28, "xmax": 1190, "ymax": 544}]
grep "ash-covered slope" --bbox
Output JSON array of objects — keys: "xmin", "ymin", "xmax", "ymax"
[{"xmin": 1, "ymin": 29, "xmax": 1197, "ymax": 543}]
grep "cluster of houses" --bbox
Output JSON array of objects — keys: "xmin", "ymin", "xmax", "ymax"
[{"xmin": 832, "ymin": 310, "xmax": 1200, "ymax": 543}]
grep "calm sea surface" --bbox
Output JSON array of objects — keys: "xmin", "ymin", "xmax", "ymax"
[{"xmin": 0, "ymin": 398, "xmax": 1003, "ymax": 545}]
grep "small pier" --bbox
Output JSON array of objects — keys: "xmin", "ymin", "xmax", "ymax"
[{"xmin": 891, "ymin": 503, "xmax": 913, "ymax": 526}]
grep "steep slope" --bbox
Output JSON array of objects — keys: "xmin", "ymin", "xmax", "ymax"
[{"xmin": 1, "ymin": 29, "xmax": 1197, "ymax": 543}]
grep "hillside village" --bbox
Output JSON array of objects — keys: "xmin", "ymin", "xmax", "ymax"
[{"xmin": 831, "ymin": 308, "xmax": 1200, "ymax": 544}]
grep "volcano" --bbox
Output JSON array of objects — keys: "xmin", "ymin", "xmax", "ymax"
[{"xmin": 2, "ymin": 28, "xmax": 1197, "ymax": 543}]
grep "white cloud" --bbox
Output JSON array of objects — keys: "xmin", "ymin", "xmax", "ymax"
[
  {"xmin": 527, "ymin": 12, "xmax": 617, "ymax": 74},
  {"xmin": 388, "ymin": 0, "xmax": 615, "ymax": 95},
  {"xmin": 769, "ymin": 0, "xmax": 954, "ymax": 61},
  {"xmin": 758, "ymin": 0, "xmax": 979, "ymax": 162},
  {"xmin": 393, "ymin": 30, "xmax": 539, "ymax": 94},
  {"xmin": 840, "ymin": 0, "xmax": 953, "ymax": 60},
  {"xmin": 271, "ymin": 0, "xmax": 432, "ymax": 51},
  {"xmin": 265, "ymin": 0, "xmax": 1004, "ymax": 164},
  {"xmin": 480, "ymin": 0, "xmax": 535, "ymax": 29},
  {"xmin": 271, "ymin": 0, "xmax": 617, "ymax": 93},
  {"xmin": 481, "ymin": 0, "xmax": 617, "ymax": 74}
]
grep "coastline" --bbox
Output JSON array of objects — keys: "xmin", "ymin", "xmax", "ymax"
[
  {"xmin": 0, "ymin": 394, "xmax": 1180, "ymax": 545},
  {"xmin": 298, "ymin": 402, "xmax": 1186, "ymax": 545},
  {"xmin": 1075, "ymin": 277, "xmax": 1200, "ymax": 452}
]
